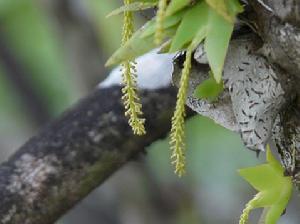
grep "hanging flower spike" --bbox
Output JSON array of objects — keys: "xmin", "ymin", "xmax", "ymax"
[
  {"xmin": 239, "ymin": 195, "xmax": 259, "ymax": 224},
  {"xmin": 155, "ymin": 0, "xmax": 168, "ymax": 45},
  {"xmin": 121, "ymin": 0, "xmax": 146, "ymax": 135},
  {"xmin": 170, "ymin": 48, "xmax": 192, "ymax": 177}
]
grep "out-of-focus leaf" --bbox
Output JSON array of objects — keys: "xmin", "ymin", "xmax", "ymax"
[
  {"xmin": 166, "ymin": 0, "xmax": 191, "ymax": 16},
  {"xmin": 1, "ymin": 0, "xmax": 78, "ymax": 114},
  {"xmin": 0, "ymin": 0, "xmax": 21, "ymax": 16},
  {"xmin": 227, "ymin": 0, "xmax": 244, "ymax": 18},
  {"xmin": 158, "ymin": 39, "xmax": 172, "ymax": 53},
  {"xmin": 85, "ymin": 0, "xmax": 123, "ymax": 55},
  {"xmin": 133, "ymin": 0, "xmax": 158, "ymax": 2},
  {"xmin": 107, "ymin": 2, "xmax": 157, "ymax": 17},
  {"xmin": 0, "ymin": 64, "xmax": 29, "ymax": 128},
  {"xmin": 205, "ymin": 0, "xmax": 243, "ymax": 23}
]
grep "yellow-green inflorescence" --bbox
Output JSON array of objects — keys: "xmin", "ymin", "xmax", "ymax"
[
  {"xmin": 170, "ymin": 48, "xmax": 192, "ymax": 177},
  {"xmin": 121, "ymin": 0, "xmax": 146, "ymax": 135},
  {"xmin": 239, "ymin": 195, "xmax": 259, "ymax": 224},
  {"xmin": 155, "ymin": 0, "xmax": 168, "ymax": 45}
]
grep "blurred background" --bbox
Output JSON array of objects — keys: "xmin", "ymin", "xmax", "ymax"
[{"xmin": 0, "ymin": 1, "xmax": 299, "ymax": 224}]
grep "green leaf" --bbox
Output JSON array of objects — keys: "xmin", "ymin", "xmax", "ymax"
[
  {"xmin": 106, "ymin": 21, "xmax": 177, "ymax": 66},
  {"xmin": 107, "ymin": 0, "xmax": 243, "ymax": 84},
  {"xmin": 141, "ymin": 10, "xmax": 185, "ymax": 38},
  {"xmin": 158, "ymin": 39, "xmax": 172, "ymax": 53},
  {"xmin": 133, "ymin": 0, "xmax": 158, "ymax": 2},
  {"xmin": 193, "ymin": 73, "xmax": 223, "ymax": 101},
  {"xmin": 205, "ymin": 0, "xmax": 243, "ymax": 23},
  {"xmin": 166, "ymin": 0, "xmax": 191, "ymax": 16},
  {"xmin": 107, "ymin": 2, "xmax": 157, "ymax": 18},
  {"xmin": 169, "ymin": 1, "xmax": 239, "ymax": 82},
  {"xmin": 226, "ymin": 0, "xmax": 244, "ymax": 19},
  {"xmin": 238, "ymin": 145, "xmax": 293, "ymax": 224},
  {"xmin": 169, "ymin": 1, "xmax": 208, "ymax": 52},
  {"xmin": 204, "ymin": 8, "xmax": 233, "ymax": 83}
]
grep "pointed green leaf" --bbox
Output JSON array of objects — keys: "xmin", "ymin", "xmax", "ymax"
[
  {"xmin": 226, "ymin": 0, "xmax": 244, "ymax": 17},
  {"xmin": 133, "ymin": 0, "xmax": 158, "ymax": 2},
  {"xmin": 106, "ymin": 22, "xmax": 177, "ymax": 66},
  {"xmin": 141, "ymin": 10, "xmax": 185, "ymax": 38},
  {"xmin": 158, "ymin": 39, "xmax": 172, "ymax": 53},
  {"xmin": 205, "ymin": 0, "xmax": 232, "ymax": 23},
  {"xmin": 266, "ymin": 144, "xmax": 284, "ymax": 173},
  {"xmin": 238, "ymin": 145, "xmax": 293, "ymax": 224},
  {"xmin": 107, "ymin": 2, "xmax": 157, "ymax": 17},
  {"xmin": 169, "ymin": 1, "xmax": 208, "ymax": 52},
  {"xmin": 166, "ymin": 0, "xmax": 191, "ymax": 16},
  {"xmin": 205, "ymin": 0, "xmax": 243, "ymax": 23},
  {"xmin": 204, "ymin": 8, "xmax": 233, "ymax": 83},
  {"xmin": 193, "ymin": 73, "xmax": 223, "ymax": 101},
  {"xmin": 239, "ymin": 164, "xmax": 280, "ymax": 193}
]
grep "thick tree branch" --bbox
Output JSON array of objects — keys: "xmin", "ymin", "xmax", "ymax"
[
  {"xmin": 0, "ymin": 1, "xmax": 299, "ymax": 223},
  {"xmin": 0, "ymin": 86, "xmax": 180, "ymax": 224}
]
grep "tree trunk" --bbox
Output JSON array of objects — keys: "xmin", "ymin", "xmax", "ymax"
[{"xmin": 0, "ymin": 86, "xmax": 184, "ymax": 224}]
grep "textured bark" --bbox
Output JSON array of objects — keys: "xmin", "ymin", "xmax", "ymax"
[
  {"xmin": 0, "ymin": 1, "xmax": 300, "ymax": 223},
  {"xmin": 172, "ymin": 0, "xmax": 300, "ymax": 189},
  {"xmin": 0, "ymin": 86, "xmax": 179, "ymax": 224}
]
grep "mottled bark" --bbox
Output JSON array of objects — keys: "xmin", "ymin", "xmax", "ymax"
[
  {"xmin": 0, "ymin": 1, "xmax": 300, "ymax": 223},
  {"xmin": 173, "ymin": 0, "xmax": 300, "ymax": 189},
  {"xmin": 0, "ymin": 86, "xmax": 179, "ymax": 224}
]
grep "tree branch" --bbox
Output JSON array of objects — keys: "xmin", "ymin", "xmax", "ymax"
[
  {"xmin": 0, "ymin": 86, "xmax": 180, "ymax": 224},
  {"xmin": 0, "ymin": 1, "xmax": 299, "ymax": 223}
]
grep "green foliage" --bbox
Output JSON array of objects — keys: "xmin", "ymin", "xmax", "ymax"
[
  {"xmin": 106, "ymin": 12, "xmax": 182, "ymax": 66},
  {"xmin": 205, "ymin": 0, "xmax": 243, "ymax": 23},
  {"xmin": 204, "ymin": 7, "xmax": 234, "ymax": 82},
  {"xmin": 169, "ymin": 1, "xmax": 208, "ymax": 52},
  {"xmin": 155, "ymin": 0, "xmax": 168, "ymax": 45},
  {"xmin": 107, "ymin": 0, "xmax": 242, "ymax": 82},
  {"xmin": 166, "ymin": 0, "xmax": 191, "ymax": 16},
  {"xmin": 86, "ymin": 0, "xmax": 123, "ymax": 55},
  {"xmin": 106, "ymin": 2, "xmax": 157, "ymax": 18},
  {"xmin": 193, "ymin": 72, "xmax": 223, "ymax": 101},
  {"xmin": 1, "ymin": 0, "xmax": 78, "ymax": 114},
  {"xmin": 106, "ymin": 2, "xmax": 296, "ymax": 223},
  {"xmin": 238, "ymin": 145, "xmax": 293, "ymax": 224},
  {"xmin": 107, "ymin": 0, "xmax": 244, "ymax": 176}
]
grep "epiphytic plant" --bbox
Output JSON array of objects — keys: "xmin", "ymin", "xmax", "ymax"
[{"xmin": 106, "ymin": 1, "xmax": 294, "ymax": 223}]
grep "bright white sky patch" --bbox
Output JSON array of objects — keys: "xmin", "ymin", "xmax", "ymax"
[{"xmin": 99, "ymin": 50, "xmax": 175, "ymax": 89}]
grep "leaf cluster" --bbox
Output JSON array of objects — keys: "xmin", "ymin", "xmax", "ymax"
[
  {"xmin": 106, "ymin": 0, "xmax": 243, "ymax": 83},
  {"xmin": 106, "ymin": 2, "xmax": 295, "ymax": 223},
  {"xmin": 239, "ymin": 146, "xmax": 293, "ymax": 224}
]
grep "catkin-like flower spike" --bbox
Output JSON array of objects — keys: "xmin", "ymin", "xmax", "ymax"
[
  {"xmin": 155, "ymin": 0, "xmax": 168, "ymax": 45},
  {"xmin": 121, "ymin": 61, "xmax": 146, "ymax": 135},
  {"xmin": 169, "ymin": 48, "xmax": 192, "ymax": 177},
  {"xmin": 239, "ymin": 194, "xmax": 259, "ymax": 224},
  {"xmin": 121, "ymin": 0, "xmax": 146, "ymax": 135}
]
